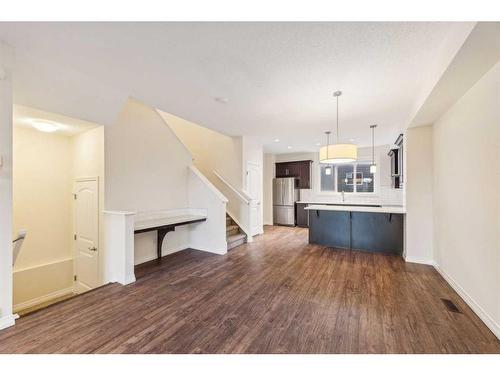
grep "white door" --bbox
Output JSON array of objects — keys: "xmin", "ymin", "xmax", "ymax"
[
  {"xmin": 246, "ymin": 162, "xmax": 263, "ymax": 236},
  {"xmin": 74, "ymin": 179, "xmax": 99, "ymax": 293}
]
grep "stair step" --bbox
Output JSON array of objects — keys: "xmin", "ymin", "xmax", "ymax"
[
  {"xmin": 226, "ymin": 224, "xmax": 239, "ymax": 233},
  {"xmin": 227, "ymin": 233, "xmax": 247, "ymax": 250}
]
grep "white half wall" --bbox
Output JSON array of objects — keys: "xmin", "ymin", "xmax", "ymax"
[
  {"xmin": 433, "ymin": 60, "xmax": 500, "ymax": 337},
  {"xmin": 0, "ymin": 43, "xmax": 14, "ymax": 330},
  {"xmin": 13, "ymin": 258, "xmax": 73, "ymax": 312},
  {"xmin": 404, "ymin": 126, "xmax": 433, "ymax": 263},
  {"xmin": 188, "ymin": 166, "xmax": 228, "ymax": 254}
]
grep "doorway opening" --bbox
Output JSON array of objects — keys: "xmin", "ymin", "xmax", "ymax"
[{"xmin": 12, "ymin": 105, "xmax": 104, "ymax": 316}]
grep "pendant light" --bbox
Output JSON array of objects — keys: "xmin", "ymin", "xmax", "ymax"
[
  {"xmin": 319, "ymin": 91, "xmax": 357, "ymax": 164},
  {"xmin": 369, "ymin": 124, "xmax": 377, "ymax": 173}
]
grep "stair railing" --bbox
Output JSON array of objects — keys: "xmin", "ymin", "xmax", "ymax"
[{"xmin": 213, "ymin": 170, "xmax": 254, "ymax": 242}]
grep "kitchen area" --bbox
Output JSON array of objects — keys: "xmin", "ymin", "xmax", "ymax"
[{"xmin": 269, "ymin": 134, "xmax": 405, "ymax": 256}]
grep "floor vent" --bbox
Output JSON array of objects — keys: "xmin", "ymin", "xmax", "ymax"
[{"xmin": 441, "ymin": 298, "xmax": 462, "ymax": 313}]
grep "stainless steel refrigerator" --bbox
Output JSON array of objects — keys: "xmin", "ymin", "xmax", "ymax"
[{"xmin": 273, "ymin": 177, "xmax": 299, "ymax": 226}]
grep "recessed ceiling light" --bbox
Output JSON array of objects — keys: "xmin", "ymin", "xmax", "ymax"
[
  {"xmin": 315, "ymin": 143, "xmax": 321, "ymax": 146},
  {"xmin": 274, "ymin": 138, "xmax": 280, "ymax": 143},
  {"xmin": 287, "ymin": 146, "xmax": 292, "ymax": 149},
  {"xmin": 32, "ymin": 120, "xmax": 60, "ymax": 133},
  {"xmin": 214, "ymin": 97, "xmax": 229, "ymax": 104},
  {"xmin": 349, "ymin": 138, "xmax": 355, "ymax": 142}
]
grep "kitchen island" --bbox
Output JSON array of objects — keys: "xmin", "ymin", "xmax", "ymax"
[{"xmin": 306, "ymin": 204, "xmax": 405, "ymax": 255}]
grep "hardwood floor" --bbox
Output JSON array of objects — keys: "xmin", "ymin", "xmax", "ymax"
[{"xmin": 0, "ymin": 225, "xmax": 498, "ymax": 353}]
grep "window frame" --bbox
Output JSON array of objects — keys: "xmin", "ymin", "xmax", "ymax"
[{"xmin": 317, "ymin": 158, "xmax": 378, "ymax": 195}]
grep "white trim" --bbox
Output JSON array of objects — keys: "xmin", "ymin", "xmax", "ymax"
[
  {"xmin": 134, "ymin": 244, "xmax": 189, "ymax": 265},
  {"xmin": 191, "ymin": 244, "xmax": 227, "ymax": 255},
  {"xmin": 74, "ymin": 176, "xmax": 99, "ymax": 182},
  {"xmin": 214, "ymin": 170, "xmax": 252, "ymax": 204},
  {"xmin": 434, "ymin": 263, "xmax": 500, "ymax": 339},
  {"xmin": 0, "ymin": 315, "xmax": 16, "ymax": 330},
  {"xmin": 13, "ymin": 257, "xmax": 73, "ymax": 274},
  {"xmin": 404, "ymin": 256, "xmax": 435, "ymax": 266},
  {"xmin": 13, "ymin": 286, "xmax": 74, "ymax": 313},
  {"xmin": 189, "ymin": 166, "xmax": 228, "ymax": 203}
]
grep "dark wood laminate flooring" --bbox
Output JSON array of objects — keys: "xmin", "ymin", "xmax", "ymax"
[{"xmin": 0, "ymin": 226, "xmax": 498, "ymax": 353}]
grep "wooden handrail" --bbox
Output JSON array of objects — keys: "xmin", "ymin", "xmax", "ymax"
[{"xmin": 213, "ymin": 171, "xmax": 252, "ymax": 205}]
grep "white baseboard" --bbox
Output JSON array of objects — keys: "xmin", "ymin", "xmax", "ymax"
[
  {"xmin": 434, "ymin": 263, "xmax": 500, "ymax": 339},
  {"xmin": 404, "ymin": 256, "xmax": 435, "ymax": 266},
  {"xmin": 191, "ymin": 244, "xmax": 227, "ymax": 255},
  {"xmin": 134, "ymin": 244, "xmax": 189, "ymax": 265},
  {"xmin": 0, "ymin": 314, "xmax": 16, "ymax": 330},
  {"xmin": 13, "ymin": 286, "xmax": 74, "ymax": 313}
]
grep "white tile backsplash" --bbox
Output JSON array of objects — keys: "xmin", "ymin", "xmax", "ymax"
[{"xmin": 299, "ymin": 186, "xmax": 403, "ymax": 205}]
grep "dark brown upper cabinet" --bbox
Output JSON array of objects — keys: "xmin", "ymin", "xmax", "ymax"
[
  {"xmin": 275, "ymin": 160, "xmax": 313, "ymax": 189},
  {"xmin": 388, "ymin": 134, "xmax": 404, "ymax": 189}
]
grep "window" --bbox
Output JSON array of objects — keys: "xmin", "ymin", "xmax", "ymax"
[
  {"xmin": 337, "ymin": 164, "xmax": 354, "ymax": 193},
  {"xmin": 320, "ymin": 162, "xmax": 375, "ymax": 193}
]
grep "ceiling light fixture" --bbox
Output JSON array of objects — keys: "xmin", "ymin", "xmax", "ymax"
[
  {"xmin": 32, "ymin": 120, "xmax": 60, "ymax": 133},
  {"xmin": 214, "ymin": 97, "xmax": 229, "ymax": 104},
  {"xmin": 274, "ymin": 138, "xmax": 280, "ymax": 143},
  {"xmin": 370, "ymin": 124, "xmax": 377, "ymax": 173},
  {"xmin": 287, "ymin": 146, "xmax": 292, "ymax": 149},
  {"xmin": 319, "ymin": 91, "xmax": 357, "ymax": 164}
]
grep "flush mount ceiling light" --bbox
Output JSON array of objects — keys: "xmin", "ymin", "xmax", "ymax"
[
  {"xmin": 274, "ymin": 138, "xmax": 280, "ymax": 143},
  {"xmin": 32, "ymin": 120, "xmax": 60, "ymax": 133},
  {"xmin": 214, "ymin": 97, "xmax": 229, "ymax": 104},
  {"xmin": 319, "ymin": 91, "xmax": 357, "ymax": 164},
  {"xmin": 370, "ymin": 124, "xmax": 377, "ymax": 173}
]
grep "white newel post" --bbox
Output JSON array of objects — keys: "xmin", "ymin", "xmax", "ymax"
[
  {"xmin": 104, "ymin": 211, "xmax": 136, "ymax": 285},
  {"xmin": 246, "ymin": 200, "xmax": 253, "ymax": 243},
  {"xmin": 0, "ymin": 44, "xmax": 15, "ymax": 331}
]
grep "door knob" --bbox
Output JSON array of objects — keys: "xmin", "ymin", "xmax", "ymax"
[{"xmin": 88, "ymin": 246, "xmax": 97, "ymax": 252}]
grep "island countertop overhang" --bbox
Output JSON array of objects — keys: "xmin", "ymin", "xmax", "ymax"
[{"xmin": 305, "ymin": 204, "xmax": 406, "ymax": 214}]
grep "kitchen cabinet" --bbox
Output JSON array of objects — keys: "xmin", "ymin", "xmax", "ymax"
[
  {"xmin": 388, "ymin": 134, "xmax": 404, "ymax": 189},
  {"xmin": 275, "ymin": 160, "xmax": 312, "ymax": 189},
  {"xmin": 296, "ymin": 203, "xmax": 308, "ymax": 227},
  {"xmin": 308, "ymin": 209, "xmax": 404, "ymax": 255}
]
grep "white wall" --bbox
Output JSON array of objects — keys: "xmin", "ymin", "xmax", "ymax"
[
  {"xmin": 0, "ymin": 43, "xmax": 14, "ymax": 329},
  {"xmin": 105, "ymin": 99, "xmax": 193, "ymax": 264},
  {"xmin": 432, "ymin": 60, "xmax": 500, "ymax": 337},
  {"xmin": 273, "ymin": 145, "xmax": 403, "ymax": 206},
  {"xmin": 162, "ymin": 111, "xmax": 264, "ymax": 236},
  {"xmin": 159, "ymin": 110, "xmax": 243, "ymax": 190},
  {"xmin": 263, "ymin": 153, "xmax": 275, "ymax": 225},
  {"xmin": 12, "ymin": 127, "xmax": 74, "ymax": 308},
  {"xmin": 404, "ymin": 126, "xmax": 433, "ymax": 263}
]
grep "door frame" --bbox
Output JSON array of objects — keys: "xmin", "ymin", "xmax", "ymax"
[
  {"xmin": 245, "ymin": 162, "xmax": 263, "ymax": 236},
  {"xmin": 73, "ymin": 176, "xmax": 100, "ymax": 293}
]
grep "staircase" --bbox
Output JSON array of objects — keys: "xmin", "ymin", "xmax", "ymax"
[{"xmin": 226, "ymin": 214, "xmax": 247, "ymax": 250}]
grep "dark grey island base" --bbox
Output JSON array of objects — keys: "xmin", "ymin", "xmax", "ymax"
[{"xmin": 308, "ymin": 209, "xmax": 404, "ymax": 255}]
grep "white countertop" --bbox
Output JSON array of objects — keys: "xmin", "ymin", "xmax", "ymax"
[
  {"xmin": 305, "ymin": 204, "xmax": 406, "ymax": 214},
  {"xmin": 135, "ymin": 214, "xmax": 207, "ymax": 231}
]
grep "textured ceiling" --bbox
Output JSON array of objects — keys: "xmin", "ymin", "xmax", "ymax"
[{"xmin": 0, "ymin": 22, "xmax": 473, "ymax": 153}]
